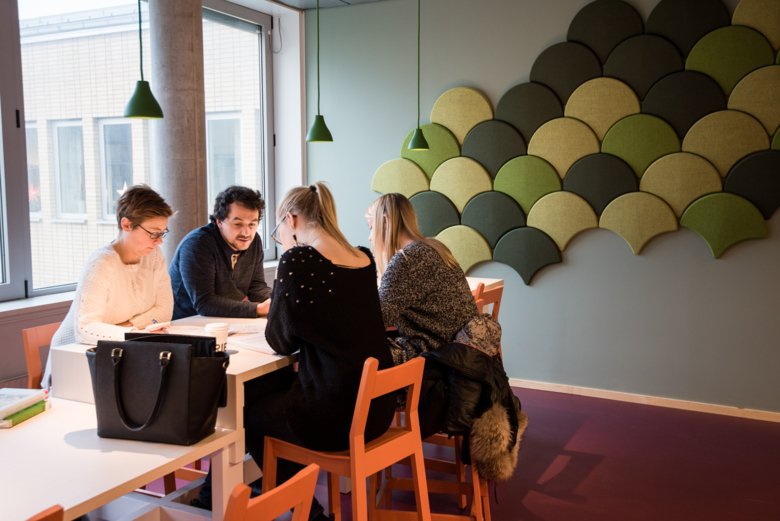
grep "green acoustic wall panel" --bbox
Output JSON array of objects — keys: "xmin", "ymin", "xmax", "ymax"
[
  {"xmin": 436, "ymin": 225, "xmax": 493, "ymax": 273},
  {"xmin": 567, "ymin": 0, "xmax": 644, "ymax": 63},
  {"xmin": 733, "ymin": 0, "xmax": 780, "ymax": 50},
  {"xmin": 494, "ymin": 155, "xmax": 562, "ymax": 215},
  {"xmin": 461, "ymin": 192, "xmax": 526, "ymax": 249},
  {"xmin": 640, "ymin": 152, "xmax": 722, "ymax": 217},
  {"xmin": 723, "ymin": 150, "xmax": 780, "ymax": 219},
  {"xmin": 563, "ymin": 152, "xmax": 638, "ymax": 215},
  {"xmin": 599, "ymin": 192, "xmax": 678, "ymax": 254},
  {"xmin": 493, "ymin": 227, "xmax": 562, "ymax": 285},
  {"xmin": 728, "ymin": 65, "xmax": 780, "ymax": 135},
  {"xmin": 601, "ymin": 114, "xmax": 680, "ymax": 178},
  {"xmin": 527, "ymin": 191, "xmax": 598, "ymax": 251},
  {"xmin": 565, "ymin": 77, "xmax": 640, "ymax": 140},
  {"xmin": 401, "ymin": 123, "xmax": 460, "ymax": 179},
  {"xmin": 528, "ymin": 117, "xmax": 601, "ymax": 178},
  {"xmin": 495, "ymin": 82, "xmax": 563, "ymax": 143},
  {"xmin": 409, "ymin": 191, "xmax": 461, "ymax": 237},
  {"xmin": 680, "ymin": 192, "xmax": 767, "ymax": 258},
  {"xmin": 529, "ymin": 42, "xmax": 602, "ymax": 104},
  {"xmin": 682, "ymin": 109, "xmax": 770, "ymax": 177},
  {"xmin": 642, "ymin": 70, "xmax": 726, "ymax": 138},
  {"xmin": 370, "ymin": 158, "xmax": 429, "ymax": 198},
  {"xmin": 686, "ymin": 25, "xmax": 774, "ymax": 95},
  {"xmin": 429, "ymin": 157, "xmax": 493, "ymax": 213},
  {"xmin": 603, "ymin": 34, "xmax": 684, "ymax": 99},
  {"xmin": 646, "ymin": 0, "xmax": 730, "ymax": 57},
  {"xmin": 430, "ymin": 87, "xmax": 494, "ymax": 145},
  {"xmin": 461, "ymin": 120, "xmax": 527, "ymax": 178}
]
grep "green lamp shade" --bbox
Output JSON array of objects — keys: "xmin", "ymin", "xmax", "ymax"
[
  {"xmin": 408, "ymin": 127, "xmax": 429, "ymax": 150},
  {"xmin": 124, "ymin": 80, "xmax": 163, "ymax": 119},
  {"xmin": 306, "ymin": 114, "xmax": 333, "ymax": 142}
]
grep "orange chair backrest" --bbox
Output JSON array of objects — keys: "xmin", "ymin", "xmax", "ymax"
[
  {"xmin": 349, "ymin": 357, "xmax": 425, "ymax": 451},
  {"xmin": 27, "ymin": 505, "xmax": 64, "ymax": 521},
  {"xmin": 224, "ymin": 463, "xmax": 319, "ymax": 521},
  {"xmin": 22, "ymin": 322, "xmax": 61, "ymax": 389},
  {"xmin": 472, "ymin": 282, "xmax": 503, "ymax": 321}
]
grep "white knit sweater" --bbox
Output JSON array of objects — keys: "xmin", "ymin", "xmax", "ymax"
[{"xmin": 42, "ymin": 244, "xmax": 173, "ymax": 388}]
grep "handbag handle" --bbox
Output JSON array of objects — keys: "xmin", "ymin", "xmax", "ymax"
[{"xmin": 111, "ymin": 347, "xmax": 171, "ymax": 431}]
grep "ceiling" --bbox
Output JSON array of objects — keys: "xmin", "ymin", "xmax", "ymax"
[{"xmin": 272, "ymin": 0, "xmax": 387, "ymax": 9}]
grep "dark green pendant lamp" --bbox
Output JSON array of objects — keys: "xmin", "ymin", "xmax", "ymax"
[
  {"xmin": 306, "ymin": 0, "xmax": 333, "ymax": 142},
  {"xmin": 408, "ymin": 0, "xmax": 428, "ymax": 150},
  {"xmin": 124, "ymin": 0, "xmax": 163, "ymax": 119}
]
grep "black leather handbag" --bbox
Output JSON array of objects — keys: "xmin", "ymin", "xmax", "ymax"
[{"xmin": 86, "ymin": 334, "xmax": 230, "ymax": 445}]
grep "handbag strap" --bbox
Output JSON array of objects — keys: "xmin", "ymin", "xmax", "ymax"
[{"xmin": 111, "ymin": 347, "xmax": 171, "ymax": 431}]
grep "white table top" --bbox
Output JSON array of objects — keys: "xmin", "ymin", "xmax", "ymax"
[{"xmin": 0, "ymin": 398, "xmax": 239, "ymax": 521}]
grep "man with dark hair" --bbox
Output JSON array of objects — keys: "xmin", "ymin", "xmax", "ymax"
[{"xmin": 169, "ymin": 185, "xmax": 271, "ymax": 320}]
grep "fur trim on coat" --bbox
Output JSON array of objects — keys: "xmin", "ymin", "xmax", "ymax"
[{"xmin": 470, "ymin": 399, "xmax": 529, "ymax": 482}]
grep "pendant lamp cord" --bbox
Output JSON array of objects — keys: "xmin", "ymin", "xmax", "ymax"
[
  {"xmin": 416, "ymin": 0, "xmax": 421, "ymax": 129},
  {"xmin": 137, "ymin": 0, "xmax": 144, "ymax": 82},
  {"xmin": 316, "ymin": 0, "xmax": 321, "ymax": 115}
]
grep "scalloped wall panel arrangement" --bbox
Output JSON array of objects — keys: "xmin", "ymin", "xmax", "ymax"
[{"xmin": 371, "ymin": 0, "xmax": 779, "ymax": 283}]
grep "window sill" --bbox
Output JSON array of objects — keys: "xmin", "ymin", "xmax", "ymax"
[{"xmin": 0, "ymin": 290, "xmax": 74, "ymax": 320}]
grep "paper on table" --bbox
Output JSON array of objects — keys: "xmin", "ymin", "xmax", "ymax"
[
  {"xmin": 229, "ymin": 323, "xmax": 265, "ymax": 335},
  {"xmin": 227, "ymin": 333, "xmax": 276, "ymax": 354}
]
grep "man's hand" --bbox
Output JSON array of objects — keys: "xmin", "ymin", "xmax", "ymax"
[{"xmin": 256, "ymin": 299, "xmax": 271, "ymax": 316}]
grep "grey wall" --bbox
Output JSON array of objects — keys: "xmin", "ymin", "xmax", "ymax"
[{"xmin": 303, "ymin": 0, "xmax": 780, "ymax": 412}]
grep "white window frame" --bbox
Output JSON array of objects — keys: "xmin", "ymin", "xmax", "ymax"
[
  {"xmin": 205, "ymin": 111, "xmax": 242, "ymax": 204},
  {"xmin": 98, "ymin": 118, "xmax": 133, "ymax": 221},
  {"xmin": 25, "ymin": 122, "xmax": 41, "ymax": 220},
  {"xmin": 52, "ymin": 120, "xmax": 87, "ymax": 221}
]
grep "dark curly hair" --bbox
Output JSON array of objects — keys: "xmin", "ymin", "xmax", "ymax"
[{"xmin": 210, "ymin": 186, "xmax": 265, "ymax": 223}]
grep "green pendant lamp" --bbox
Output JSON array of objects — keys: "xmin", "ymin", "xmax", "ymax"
[
  {"xmin": 124, "ymin": 0, "xmax": 163, "ymax": 119},
  {"xmin": 306, "ymin": 0, "xmax": 333, "ymax": 142},
  {"xmin": 408, "ymin": 0, "xmax": 428, "ymax": 150}
]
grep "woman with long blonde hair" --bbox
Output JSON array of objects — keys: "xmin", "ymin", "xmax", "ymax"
[{"xmin": 368, "ymin": 193, "xmax": 477, "ymax": 366}]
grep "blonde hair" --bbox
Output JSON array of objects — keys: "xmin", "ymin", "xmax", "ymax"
[
  {"xmin": 369, "ymin": 193, "xmax": 459, "ymax": 276},
  {"xmin": 277, "ymin": 182, "xmax": 359, "ymax": 255}
]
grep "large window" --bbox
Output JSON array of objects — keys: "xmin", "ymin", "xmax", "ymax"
[{"xmin": 0, "ymin": 0, "xmax": 276, "ymax": 301}]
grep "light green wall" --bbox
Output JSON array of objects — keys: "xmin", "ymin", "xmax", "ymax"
[{"xmin": 303, "ymin": 0, "xmax": 780, "ymax": 413}]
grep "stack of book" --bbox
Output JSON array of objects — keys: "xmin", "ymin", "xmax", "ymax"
[{"xmin": 0, "ymin": 388, "xmax": 49, "ymax": 428}]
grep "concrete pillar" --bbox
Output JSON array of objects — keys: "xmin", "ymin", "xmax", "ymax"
[{"xmin": 149, "ymin": 0, "xmax": 207, "ymax": 260}]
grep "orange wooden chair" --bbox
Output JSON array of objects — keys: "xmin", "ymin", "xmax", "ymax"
[
  {"xmin": 22, "ymin": 322, "xmax": 61, "ymax": 389},
  {"xmin": 472, "ymin": 282, "xmax": 503, "ymax": 321},
  {"xmin": 26, "ymin": 505, "xmax": 64, "ymax": 521},
  {"xmin": 224, "ymin": 463, "xmax": 319, "ymax": 521},
  {"xmin": 262, "ymin": 357, "xmax": 431, "ymax": 521}
]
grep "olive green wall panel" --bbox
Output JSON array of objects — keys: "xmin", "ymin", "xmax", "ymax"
[
  {"xmin": 529, "ymin": 41, "xmax": 602, "ymax": 104},
  {"xmin": 409, "ymin": 191, "xmax": 460, "ymax": 238},
  {"xmin": 436, "ymin": 225, "xmax": 492, "ymax": 273},
  {"xmin": 599, "ymin": 192, "xmax": 679, "ymax": 254},
  {"xmin": 495, "ymin": 82, "xmax": 563, "ymax": 143},
  {"xmin": 430, "ymin": 87, "xmax": 493, "ymax": 145},
  {"xmin": 773, "ymin": 128, "xmax": 780, "ymax": 149},
  {"xmin": 370, "ymin": 158, "xmax": 429, "ymax": 198},
  {"xmin": 461, "ymin": 191, "xmax": 526, "ymax": 249},
  {"xmin": 724, "ymin": 150, "xmax": 780, "ymax": 219},
  {"xmin": 563, "ymin": 152, "xmax": 638, "ymax": 215},
  {"xmin": 733, "ymin": 0, "xmax": 780, "ymax": 50},
  {"xmin": 728, "ymin": 65, "xmax": 780, "ymax": 135},
  {"xmin": 566, "ymin": 0, "xmax": 644, "ymax": 63},
  {"xmin": 645, "ymin": 0, "xmax": 730, "ymax": 56},
  {"xmin": 492, "ymin": 227, "xmax": 562, "ymax": 285},
  {"xmin": 527, "ymin": 117, "xmax": 601, "ymax": 178},
  {"xmin": 429, "ymin": 157, "xmax": 493, "ymax": 213},
  {"xmin": 565, "ymin": 77, "xmax": 640, "ymax": 140},
  {"xmin": 680, "ymin": 192, "xmax": 767, "ymax": 258},
  {"xmin": 640, "ymin": 152, "xmax": 722, "ymax": 217},
  {"xmin": 682, "ymin": 109, "xmax": 770, "ymax": 177},
  {"xmin": 642, "ymin": 71, "xmax": 726, "ymax": 138},
  {"xmin": 603, "ymin": 34, "xmax": 684, "ymax": 99},
  {"xmin": 686, "ymin": 25, "xmax": 774, "ymax": 94},
  {"xmin": 493, "ymin": 155, "xmax": 561, "ymax": 215},
  {"xmin": 601, "ymin": 114, "xmax": 680, "ymax": 177},
  {"xmin": 527, "ymin": 191, "xmax": 599, "ymax": 251},
  {"xmin": 401, "ymin": 123, "xmax": 460, "ymax": 179},
  {"xmin": 461, "ymin": 120, "xmax": 527, "ymax": 178}
]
